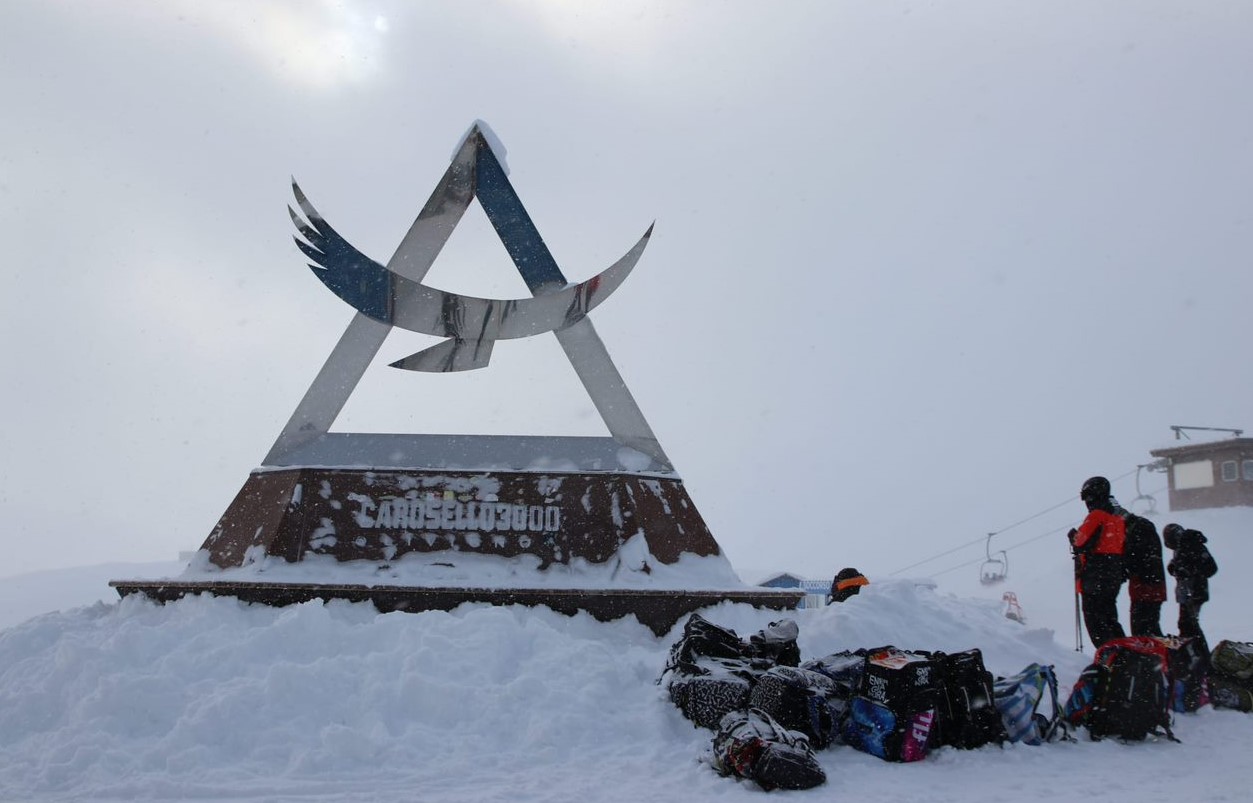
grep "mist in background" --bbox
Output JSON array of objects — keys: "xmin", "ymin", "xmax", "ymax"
[{"xmin": 2, "ymin": 1, "xmax": 1250, "ymax": 584}]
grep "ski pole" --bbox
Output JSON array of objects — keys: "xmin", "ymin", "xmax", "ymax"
[
  {"xmin": 1068, "ymin": 530, "xmax": 1084, "ymax": 652},
  {"xmin": 1074, "ymin": 591, "xmax": 1083, "ymax": 652}
]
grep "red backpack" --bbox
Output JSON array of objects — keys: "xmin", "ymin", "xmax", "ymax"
[{"xmin": 1064, "ymin": 636, "xmax": 1175, "ymax": 742}]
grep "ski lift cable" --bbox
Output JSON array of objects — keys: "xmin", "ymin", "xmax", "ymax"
[
  {"xmin": 927, "ymin": 482, "xmax": 1169, "ymax": 580},
  {"xmin": 888, "ymin": 467, "xmax": 1139, "ymax": 577},
  {"xmin": 887, "ymin": 534, "xmax": 990, "ymax": 576},
  {"xmin": 930, "ymin": 525, "xmax": 1072, "ymax": 579},
  {"xmin": 986, "ymin": 466, "xmax": 1139, "ymax": 538}
]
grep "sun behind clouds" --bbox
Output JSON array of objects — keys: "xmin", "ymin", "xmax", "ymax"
[{"xmin": 112, "ymin": 0, "xmax": 391, "ymax": 90}]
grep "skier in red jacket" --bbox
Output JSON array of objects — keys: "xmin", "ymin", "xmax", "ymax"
[{"xmin": 1068, "ymin": 476, "xmax": 1127, "ymax": 648}]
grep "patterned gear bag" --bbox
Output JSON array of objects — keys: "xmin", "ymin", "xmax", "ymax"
[{"xmin": 994, "ymin": 663, "xmax": 1068, "ymax": 745}]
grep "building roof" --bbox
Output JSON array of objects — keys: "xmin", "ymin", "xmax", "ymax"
[
  {"xmin": 1149, "ymin": 437, "xmax": 1253, "ymax": 461},
  {"xmin": 757, "ymin": 572, "xmax": 808, "ymax": 586}
]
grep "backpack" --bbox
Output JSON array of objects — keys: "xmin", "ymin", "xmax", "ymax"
[
  {"xmin": 1210, "ymin": 640, "xmax": 1253, "ymax": 682},
  {"xmin": 1061, "ymin": 663, "xmax": 1105, "ymax": 733},
  {"xmin": 1066, "ymin": 636, "xmax": 1174, "ymax": 742},
  {"xmin": 1160, "ymin": 635, "xmax": 1210, "ymax": 713},
  {"xmin": 669, "ymin": 671, "xmax": 755, "ymax": 731},
  {"xmin": 710, "ymin": 708, "xmax": 827, "ymax": 791},
  {"xmin": 801, "ymin": 649, "xmax": 866, "ymax": 699},
  {"xmin": 800, "ymin": 649, "xmax": 866, "ymax": 731},
  {"xmin": 1208, "ymin": 640, "xmax": 1253, "ymax": 712},
  {"xmin": 745, "ymin": 618, "xmax": 801, "ymax": 668},
  {"xmin": 841, "ymin": 647, "xmax": 941, "ymax": 762},
  {"xmin": 748, "ymin": 666, "xmax": 842, "ymax": 749},
  {"xmin": 660, "ymin": 614, "xmax": 800, "ymax": 730},
  {"xmin": 1123, "ymin": 514, "xmax": 1166, "ymax": 585},
  {"xmin": 1209, "ymin": 675, "xmax": 1253, "ymax": 712},
  {"xmin": 926, "ymin": 648, "xmax": 1008, "ymax": 749},
  {"xmin": 660, "ymin": 613, "xmax": 750, "ymax": 678},
  {"xmin": 660, "ymin": 614, "xmax": 756, "ymax": 729},
  {"xmin": 994, "ymin": 663, "xmax": 1066, "ymax": 745}
]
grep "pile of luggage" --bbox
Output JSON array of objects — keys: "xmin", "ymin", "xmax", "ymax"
[
  {"xmin": 659, "ymin": 614, "xmax": 1065, "ymax": 790},
  {"xmin": 660, "ymin": 614, "xmax": 1253, "ymax": 791}
]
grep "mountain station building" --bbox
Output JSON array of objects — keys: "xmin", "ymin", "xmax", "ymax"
[{"xmin": 1150, "ymin": 436, "xmax": 1253, "ymax": 511}]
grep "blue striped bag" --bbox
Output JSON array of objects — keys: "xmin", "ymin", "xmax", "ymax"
[{"xmin": 992, "ymin": 663, "xmax": 1067, "ymax": 744}]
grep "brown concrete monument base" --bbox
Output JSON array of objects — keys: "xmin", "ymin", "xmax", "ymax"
[
  {"xmin": 195, "ymin": 466, "xmax": 728, "ymax": 569},
  {"xmin": 111, "ymin": 464, "xmax": 801, "ymax": 635}
]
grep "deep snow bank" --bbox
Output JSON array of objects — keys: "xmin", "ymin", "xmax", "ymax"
[{"xmin": 0, "ymin": 577, "xmax": 1250, "ymax": 802}]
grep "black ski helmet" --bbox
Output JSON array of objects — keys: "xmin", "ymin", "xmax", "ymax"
[
  {"xmin": 1080, "ymin": 476, "xmax": 1111, "ymax": 504},
  {"xmin": 830, "ymin": 567, "xmax": 868, "ymax": 603}
]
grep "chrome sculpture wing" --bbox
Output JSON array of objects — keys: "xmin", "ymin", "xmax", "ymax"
[{"xmin": 290, "ymin": 181, "xmax": 649, "ymax": 345}]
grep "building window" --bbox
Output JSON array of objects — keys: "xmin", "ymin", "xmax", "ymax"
[
  {"xmin": 1175, "ymin": 460, "xmax": 1215, "ymax": 489},
  {"xmin": 1221, "ymin": 461, "xmax": 1238, "ymax": 482},
  {"xmin": 1244, "ymin": 460, "xmax": 1253, "ymax": 480}
]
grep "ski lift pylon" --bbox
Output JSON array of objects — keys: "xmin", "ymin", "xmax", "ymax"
[{"xmin": 979, "ymin": 533, "xmax": 1008, "ymax": 585}]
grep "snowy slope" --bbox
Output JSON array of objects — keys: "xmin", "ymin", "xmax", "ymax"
[{"xmin": 2, "ymin": 566, "xmax": 1252, "ymax": 801}]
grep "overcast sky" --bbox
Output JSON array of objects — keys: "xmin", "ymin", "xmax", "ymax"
[{"xmin": 2, "ymin": 1, "xmax": 1250, "ymax": 584}]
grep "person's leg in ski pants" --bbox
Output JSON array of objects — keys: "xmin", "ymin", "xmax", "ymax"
[{"xmin": 1082, "ymin": 588, "xmax": 1125, "ymax": 648}]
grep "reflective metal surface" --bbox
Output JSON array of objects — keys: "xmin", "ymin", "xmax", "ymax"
[
  {"xmin": 265, "ymin": 123, "xmax": 671, "ymax": 472},
  {"xmin": 291, "ymin": 184, "xmax": 650, "ymax": 342}
]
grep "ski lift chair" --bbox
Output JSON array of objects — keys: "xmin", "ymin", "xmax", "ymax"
[{"xmin": 979, "ymin": 534, "xmax": 1008, "ymax": 586}]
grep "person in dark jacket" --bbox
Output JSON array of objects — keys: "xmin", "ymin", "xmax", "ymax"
[
  {"xmin": 1112, "ymin": 497, "xmax": 1166, "ymax": 637},
  {"xmin": 828, "ymin": 567, "xmax": 868, "ymax": 603},
  {"xmin": 1163, "ymin": 523, "xmax": 1218, "ymax": 644},
  {"xmin": 1068, "ymin": 476, "xmax": 1127, "ymax": 648}
]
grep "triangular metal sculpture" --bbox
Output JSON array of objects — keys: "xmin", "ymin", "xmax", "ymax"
[
  {"xmin": 265, "ymin": 124, "xmax": 670, "ymax": 474},
  {"xmin": 111, "ymin": 124, "xmax": 800, "ymax": 633}
]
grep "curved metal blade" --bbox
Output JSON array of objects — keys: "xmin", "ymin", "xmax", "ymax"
[
  {"xmin": 389, "ymin": 337, "xmax": 495, "ymax": 373},
  {"xmin": 293, "ymin": 184, "xmax": 649, "ymax": 342},
  {"xmin": 388, "ymin": 224, "xmax": 653, "ymax": 372}
]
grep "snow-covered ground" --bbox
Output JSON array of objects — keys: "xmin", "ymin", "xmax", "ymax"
[{"xmin": 1, "ymin": 508, "xmax": 1250, "ymax": 802}]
